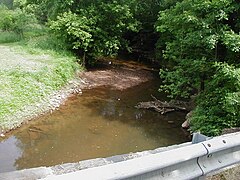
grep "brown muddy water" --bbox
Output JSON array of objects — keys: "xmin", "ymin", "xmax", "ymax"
[{"xmin": 0, "ymin": 80, "xmax": 190, "ymax": 173}]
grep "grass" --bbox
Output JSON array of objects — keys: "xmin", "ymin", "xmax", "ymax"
[
  {"xmin": 0, "ymin": 29, "xmax": 83, "ymax": 131},
  {"xmin": 0, "ymin": 31, "xmax": 22, "ymax": 43}
]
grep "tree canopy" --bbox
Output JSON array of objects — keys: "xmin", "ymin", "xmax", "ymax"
[
  {"xmin": 156, "ymin": 0, "xmax": 240, "ymax": 135},
  {"xmin": 49, "ymin": 1, "xmax": 140, "ymax": 65}
]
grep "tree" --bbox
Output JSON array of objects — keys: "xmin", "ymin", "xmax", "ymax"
[
  {"xmin": 123, "ymin": 0, "xmax": 162, "ymax": 62},
  {"xmin": 0, "ymin": 5, "xmax": 34, "ymax": 37},
  {"xmin": 156, "ymin": 0, "xmax": 240, "ymax": 135},
  {"xmin": 191, "ymin": 63, "xmax": 240, "ymax": 135},
  {"xmin": 49, "ymin": 1, "xmax": 140, "ymax": 65},
  {"xmin": 17, "ymin": 0, "xmax": 74, "ymax": 23},
  {"xmin": 24, "ymin": 0, "xmax": 163, "ymax": 63}
]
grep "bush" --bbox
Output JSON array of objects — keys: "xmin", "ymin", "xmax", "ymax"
[
  {"xmin": 0, "ymin": 31, "xmax": 21, "ymax": 43},
  {"xmin": 0, "ymin": 5, "xmax": 36, "ymax": 38},
  {"xmin": 190, "ymin": 63, "xmax": 240, "ymax": 136}
]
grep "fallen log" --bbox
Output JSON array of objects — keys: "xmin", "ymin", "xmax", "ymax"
[{"xmin": 135, "ymin": 95, "xmax": 191, "ymax": 115}]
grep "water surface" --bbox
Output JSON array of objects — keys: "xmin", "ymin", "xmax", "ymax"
[{"xmin": 0, "ymin": 80, "xmax": 189, "ymax": 173}]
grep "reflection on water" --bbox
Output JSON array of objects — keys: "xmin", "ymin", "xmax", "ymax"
[
  {"xmin": 0, "ymin": 137, "xmax": 22, "ymax": 172},
  {"xmin": 0, "ymin": 80, "xmax": 189, "ymax": 173}
]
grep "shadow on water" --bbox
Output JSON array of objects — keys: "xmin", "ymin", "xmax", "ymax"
[{"xmin": 0, "ymin": 79, "xmax": 190, "ymax": 173}]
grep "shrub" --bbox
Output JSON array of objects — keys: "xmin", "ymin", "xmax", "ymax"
[
  {"xmin": 0, "ymin": 5, "xmax": 36, "ymax": 38},
  {"xmin": 190, "ymin": 63, "xmax": 240, "ymax": 136}
]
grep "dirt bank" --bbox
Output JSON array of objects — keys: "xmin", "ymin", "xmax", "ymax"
[{"xmin": 80, "ymin": 63, "xmax": 154, "ymax": 90}]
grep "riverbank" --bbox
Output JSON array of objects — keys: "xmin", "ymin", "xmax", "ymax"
[
  {"xmin": 0, "ymin": 44, "xmax": 82, "ymax": 134},
  {"xmin": 80, "ymin": 59, "xmax": 154, "ymax": 90},
  {"xmin": 0, "ymin": 44, "xmax": 154, "ymax": 135}
]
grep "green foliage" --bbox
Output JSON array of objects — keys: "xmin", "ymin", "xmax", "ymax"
[
  {"xmin": 28, "ymin": 34, "xmax": 69, "ymax": 53},
  {"xmin": 159, "ymin": 58, "xmax": 213, "ymax": 98},
  {"xmin": 49, "ymin": 11, "xmax": 93, "ymax": 51},
  {"xmin": 223, "ymin": 31, "xmax": 240, "ymax": 52},
  {"xmin": 156, "ymin": 0, "xmax": 240, "ymax": 135},
  {"xmin": 0, "ymin": 31, "xmax": 22, "ymax": 43},
  {"xmin": 132, "ymin": 0, "xmax": 161, "ymax": 30},
  {"xmin": 0, "ymin": 44, "xmax": 81, "ymax": 127},
  {"xmin": 25, "ymin": 0, "xmax": 76, "ymax": 22},
  {"xmin": 0, "ymin": 5, "xmax": 36, "ymax": 38},
  {"xmin": 49, "ymin": 1, "xmax": 140, "ymax": 64},
  {"xmin": 0, "ymin": 0, "xmax": 13, "ymax": 9},
  {"xmin": 191, "ymin": 63, "xmax": 240, "ymax": 136},
  {"xmin": 0, "ymin": 1, "xmax": 83, "ymax": 129}
]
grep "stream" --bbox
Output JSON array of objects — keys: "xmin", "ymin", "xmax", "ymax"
[{"xmin": 0, "ymin": 79, "xmax": 190, "ymax": 173}]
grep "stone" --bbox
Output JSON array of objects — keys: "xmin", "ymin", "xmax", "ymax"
[
  {"xmin": 182, "ymin": 111, "xmax": 193, "ymax": 129},
  {"xmin": 182, "ymin": 120, "xmax": 190, "ymax": 129}
]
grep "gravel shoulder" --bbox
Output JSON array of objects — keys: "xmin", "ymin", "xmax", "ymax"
[{"xmin": 207, "ymin": 165, "xmax": 240, "ymax": 180}]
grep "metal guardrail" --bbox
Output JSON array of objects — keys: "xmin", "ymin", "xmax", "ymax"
[{"xmin": 44, "ymin": 132, "xmax": 240, "ymax": 180}]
